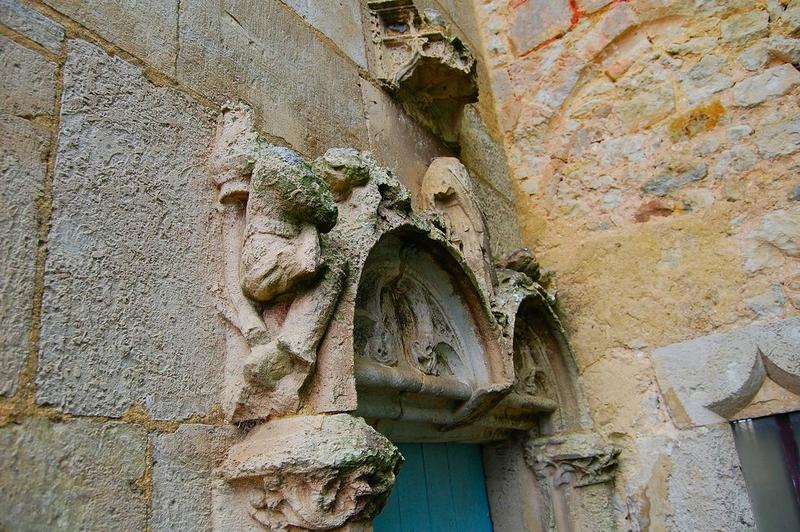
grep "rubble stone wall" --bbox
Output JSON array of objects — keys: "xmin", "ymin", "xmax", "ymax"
[{"xmin": 475, "ymin": 0, "xmax": 800, "ymax": 529}]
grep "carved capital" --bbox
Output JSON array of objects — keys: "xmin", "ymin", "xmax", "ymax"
[
  {"xmin": 222, "ymin": 415, "xmax": 403, "ymax": 531},
  {"xmin": 526, "ymin": 434, "xmax": 620, "ymax": 488}
]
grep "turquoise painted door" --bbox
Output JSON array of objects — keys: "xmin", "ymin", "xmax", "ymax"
[{"xmin": 373, "ymin": 443, "xmax": 493, "ymax": 532}]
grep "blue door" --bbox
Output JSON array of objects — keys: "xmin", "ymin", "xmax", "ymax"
[{"xmin": 373, "ymin": 443, "xmax": 493, "ymax": 532}]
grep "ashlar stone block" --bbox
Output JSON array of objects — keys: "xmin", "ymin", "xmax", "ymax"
[
  {"xmin": 177, "ymin": 0, "xmax": 368, "ymax": 157},
  {"xmin": 0, "ymin": 36, "xmax": 56, "ymax": 396},
  {"xmin": 42, "ymin": 0, "xmax": 177, "ymax": 74},
  {"xmin": 0, "ymin": 35, "xmax": 57, "ymax": 116},
  {"xmin": 0, "ymin": 114, "xmax": 48, "ymax": 395},
  {"xmin": 37, "ymin": 39, "xmax": 223, "ymax": 420},
  {"xmin": 0, "ymin": 418, "xmax": 147, "ymax": 530},
  {"xmin": 281, "ymin": 0, "xmax": 366, "ymax": 67},
  {"xmin": 151, "ymin": 424, "xmax": 239, "ymax": 532},
  {"xmin": 667, "ymin": 425, "xmax": 756, "ymax": 531},
  {"xmin": 0, "ymin": 0, "xmax": 64, "ymax": 53}
]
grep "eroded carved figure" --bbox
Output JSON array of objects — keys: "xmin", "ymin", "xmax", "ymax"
[
  {"xmin": 210, "ymin": 104, "xmax": 348, "ymax": 419},
  {"xmin": 421, "ymin": 157, "xmax": 495, "ymax": 296},
  {"xmin": 222, "ymin": 415, "xmax": 402, "ymax": 531}
]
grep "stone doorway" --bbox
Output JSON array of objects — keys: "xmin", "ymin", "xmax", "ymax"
[{"xmin": 372, "ymin": 442, "xmax": 493, "ymax": 532}]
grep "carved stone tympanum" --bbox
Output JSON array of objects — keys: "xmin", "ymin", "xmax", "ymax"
[{"xmin": 222, "ymin": 415, "xmax": 402, "ymax": 531}]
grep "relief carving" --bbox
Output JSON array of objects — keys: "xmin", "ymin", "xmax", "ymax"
[
  {"xmin": 222, "ymin": 414, "xmax": 402, "ymax": 531},
  {"xmin": 528, "ymin": 445, "xmax": 620, "ymax": 488},
  {"xmin": 366, "ymin": 1, "xmax": 477, "ymax": 144},
  {"xmin": 526, "ymin": 434, "xmax": 620, "ymax": 532},
  {"xmin": 421, "ymin": 157, "xmax": 495, "ymax": 296},
  {"xmin": 211, "ymin": 104, "xmax": 347, "ymax": 420}
]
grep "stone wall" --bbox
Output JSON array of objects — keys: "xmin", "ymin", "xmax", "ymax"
[
  {"xmin": 475, "ymin": 0, "xmax": 799, "ymax": 529},
  {"xmin": 0, "ymin": 0, "xmax": 519, "ymax": 529}
]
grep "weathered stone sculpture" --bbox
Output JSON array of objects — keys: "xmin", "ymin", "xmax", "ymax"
[
  {"xmin": 527, "ymin": 434, "xmax": 620, "ymax": 532},
  {"xmin": 366, "ymin": 0, "xmax": 477, "ymax": 144},
  {"xmin": 210, "ymin": 104, "xmax": 346, "ymax": 420},
  {"xmin": 222, "ymin": 415, "xmax": 402, "ymax": 531},
  {"xmin": 209, "ymin": 103, "xmax": 611, "ymax": 531},
  {"xmin": 421, "ymin": 157, "xmax": 495, "ymax": 296}
]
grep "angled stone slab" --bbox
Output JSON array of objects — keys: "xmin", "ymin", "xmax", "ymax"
[
  {"xmin": 41, "ymin": 0, "xmax": 177, "ymax": 74},
  {"xmin": 0, "ymin": 0, "xmax": 64, "ymax": 53},
  {"xmin": 282, "ymin": 0, "xmax": 367, "ymax": 67},
  {"xmin": 177, "ymin": 0, "xmax": 368, "ymax": 157},
  {"xmin": 652, "ymin": 317, "xmax": 800, "ymax": 427}
]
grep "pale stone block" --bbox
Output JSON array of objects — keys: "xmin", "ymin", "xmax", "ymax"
[
  {"xmin": 177, "ymin": 0, "xmax": 367, "ymax": 157},
  {"xmin": 713, "ymin": 146, "xmax": 758, "ymax": 178},
  {"xmin": 0, "ymin": 114, "xmax": 48, "ymax": 395},
  {"xmin": 0, "ymin": 418, "xmax": 147, "ymax": 530},
  {"xmin": 281, "ymin": 0, "xmax": 366, "ymax": 67},
  {"xmin": 0, "ymin": 36, "xmax": 56, "ymax": 396},
  {"xmin": 679, "ymin": 55, "xmax": 734, "ymax": 106},
  {"xmin": 509, "ymin": 0, "xmax": 573, "ymax": 55},
  {"xmin": 755, "ymin": 208, "xmax": 800, "ymax": 258},
  {"xmin": 458, "ymin": 104, "xmax": 516, "ymax": 202},
  {"xmin": 574, "ymin": 3, "xmax": 639, "ymax": 61},
  {"xmin": 0, "ymin": 35, "xmax": 56, "ymax": 116},
  {"xmin": 720, "ymin": 10, "xmax": 769, "ymax": 44},
  {"xmin": 472, "ymin": 177, "xmax": 524, "ymax": 258},
  {"xmin": 151, "ymin": 424, "xmax": 239, "ymax": 532},
  {"xmin": 0, "ymin": 0, "xmax": 64, "ymax": 52},
  {"xmin": 732, "ymin": 64, "xmax": 800, "ymax": 108},
  {"xmin": 360, "ymin": 80, "xmax": 450, "ymax": 201},
  {"xmin": 42, "ymin": 0, "xmax": 177, "ymax": 74},
  {"xmin": 667, "ymin": 425, "xmax": 756, "ymax": 531},
  {"xmin": 755, "ymin": 117, "xmax": 800, "ymax": 159},
  {"xmin": 37, "ymin": 40, "xmax": 223, "ymax": 419},
  {"xmin": 652, "ymin": 317, "xmax": 800, "ymax": 428},
  {"xmin": 577, "ymin": 0, "xmax": 613, "ymax": 14}
]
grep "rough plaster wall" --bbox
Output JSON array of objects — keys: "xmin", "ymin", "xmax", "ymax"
[
  {"xmin": 0, "ymin": 0, "xmax": 522, "ymax": 527},
  {"xmin": 475, "ymin": 0, "xmax": 800, "ymax": 528}
]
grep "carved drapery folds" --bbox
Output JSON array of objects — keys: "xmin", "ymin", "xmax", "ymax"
[{"xmin": 222, "ymin": 415, "xmax": 403, "ymax": 531}]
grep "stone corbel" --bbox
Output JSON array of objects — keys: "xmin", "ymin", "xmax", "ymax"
[
  {"xmin": 526, "ymin": 434, "xmax": 620, "ymax": 532},
  {"xmin": 219, "ymin": 414, "xmax": 403, "ymax": 531},
  {"xmin": 366, "ymin": 0, "xmax": 477, "ymax": 144}
]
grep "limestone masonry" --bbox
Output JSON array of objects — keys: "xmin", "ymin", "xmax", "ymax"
[{"xmin": 0, "ymin": 0, "xmax": 798, "ymax": 531}]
